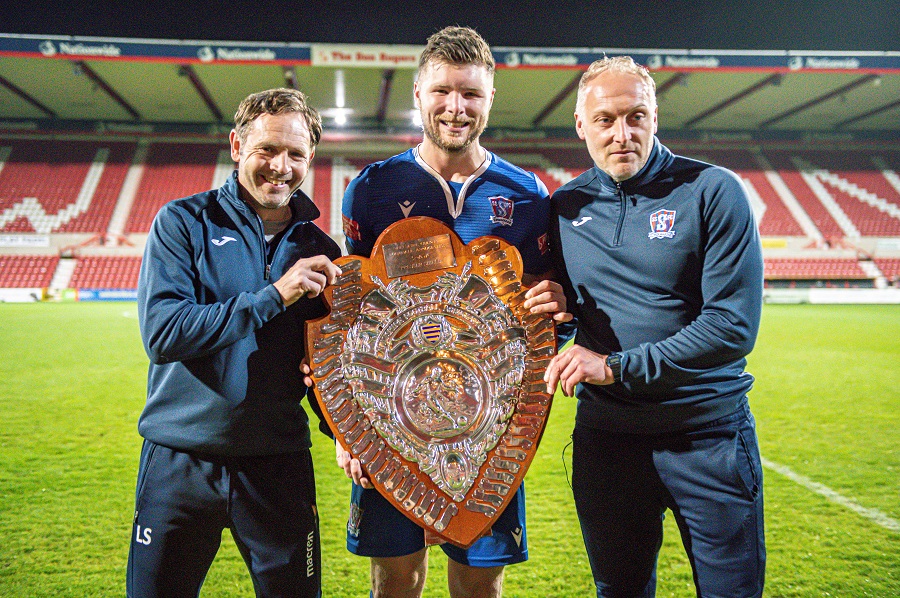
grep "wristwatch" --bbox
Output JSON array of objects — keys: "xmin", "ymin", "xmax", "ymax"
[{"xmin": 605, "ymin": 353, "xmax": 623, "ymax": 383}]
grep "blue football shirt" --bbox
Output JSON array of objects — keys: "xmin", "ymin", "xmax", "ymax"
[{"xmin": 342, "ymin": 147, "xmax": 551, "ymax": 275}]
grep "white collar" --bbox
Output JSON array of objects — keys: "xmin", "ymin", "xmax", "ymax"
[{"xmin": 413, "ymin": 145, "xmax": 492, "ymax": 219}]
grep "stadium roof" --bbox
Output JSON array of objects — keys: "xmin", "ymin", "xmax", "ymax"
[
  {"xmin": 1, "ymin": 2, "xmax": 898, "ymax": 140},
  {"xmin": 5, "ymin": 1, "xmax": 898, "ymax": 52}
]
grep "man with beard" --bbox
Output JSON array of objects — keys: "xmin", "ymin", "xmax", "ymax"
[{"xmin": 338, "ymin": 26, "xmax": 568, "ymax": 598}]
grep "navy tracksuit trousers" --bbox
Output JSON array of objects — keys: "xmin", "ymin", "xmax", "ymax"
[
  {"xmin": 572, "ymin": 405, "xmax": 765, "ymax": 598},
  {"xmin": 127, "ymin": 441, "xmax": 321, "ymax": 598}
]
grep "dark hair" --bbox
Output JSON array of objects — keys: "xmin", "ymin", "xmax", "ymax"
[
  {"xmin": 233, "ymin": 88, "xmax": 322, "ymax": 148},
  {"xmin": 418, "ymin": 26, "xmax": 495, "ymax": 75}
]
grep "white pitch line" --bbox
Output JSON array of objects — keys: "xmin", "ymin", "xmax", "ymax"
[{"xmin": 761, "ymin": 457, "xmax": 900, "ymax": 533}]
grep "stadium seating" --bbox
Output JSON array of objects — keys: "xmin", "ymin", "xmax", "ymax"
[
  {"xmin": 759, "ymin": 150, "xmax": 847, "ymax": 238},
  {"xmin": 2, "ymin": 140, "xmax": 899, "ymax": 291},
  {"xmin": 763, "ymin": 257, "xmax": 877, "ymax": 288},
  {"xmin": 0, "ymin": 254, "xmax": 59, "ymax": 287},
  {"xmin": 310, "ymin": 157, "xmax": 371, "ymax": 237},
  {"xmin": 68, "ymin": 256, "xmax": 142, "ymax": 289},
  {"xmin": 764, "ymin": 257, "xmax": 869, "ymax": 279},
  {"xmin": 492, "ymin": 147, "xmax": 589, "ymax": 194},
  {"xmin": 0, "ymin": 139, "xmax": 135, "ymax": 234},
  {"xmin": 124, "ymin": 143, "xmax": 222, "ymax": 233},
  {"xmin": 760, "ymin": 149, "xmax": 900, "ymax": 238},
  {"xmin": 874, "ymin": 257, "xmax": 900, "ymax": 281}
]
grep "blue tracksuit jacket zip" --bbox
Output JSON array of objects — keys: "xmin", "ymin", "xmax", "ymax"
[
  {"xmin": 248, "ymin": 212, "xmax": 273, "ymax": 280},
  {"xmin": 614, "ymin": 183, "xmax": 627, "ymax": 246}
]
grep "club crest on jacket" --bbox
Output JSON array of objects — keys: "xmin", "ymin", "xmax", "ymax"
[{"xmin": 649, "ymin": 209, "xmax": 676, "ymax": 239}]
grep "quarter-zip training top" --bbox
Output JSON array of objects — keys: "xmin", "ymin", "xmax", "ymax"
[{"xmin": 550, "ymin": 138, "xmax": 764, "ymax": 434}]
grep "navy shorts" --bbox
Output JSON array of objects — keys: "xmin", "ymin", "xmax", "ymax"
[
  {"xmin": 346, "ymin": 482, "xmax": 528, "ymax": 567},
  {"xmin": 572, "ymin": 405, "xmax": 765, "ymax": 598},
  {"xmin": 127, "ymin": 441, "xmax": 321, "ymax": 598}
]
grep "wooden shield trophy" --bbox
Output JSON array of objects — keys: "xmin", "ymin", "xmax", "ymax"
[{"xmin": 306, "ymin": 217, "xmax": 555, "ymax": 548}]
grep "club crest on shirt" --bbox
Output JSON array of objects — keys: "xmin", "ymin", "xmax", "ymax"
[
  {"xmin": 537, "ymin": 232, "xmax": 550, "ymax": 255},
  {"xmin": 489, "ymin": 196, "xmax": 514, "ymax": 226},
  {"xmin": 648, "ymin": 209, "xmax": 676, "ymax": 239},
  {"xmin": 342, "ymin": 214, "xmax": 361, "ymax": 241}
]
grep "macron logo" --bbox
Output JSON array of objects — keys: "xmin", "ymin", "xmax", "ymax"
[
  {"xmin": 511, "ymin": 527, "xmax": 523, "ymax": 547},
  {"xmin": 572, "ymin": 216, "xmax": 592, "ymax": 227},
  {"xmin": 211, "ymin": 236, "xmax": 237, "ymax": 246}
]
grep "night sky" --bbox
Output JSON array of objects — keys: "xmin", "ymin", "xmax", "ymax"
[{"xmin": 3, "ymin": 1, "xmax": 897, "ymax": 52}]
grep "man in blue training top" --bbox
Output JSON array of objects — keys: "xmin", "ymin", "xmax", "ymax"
[
  {"xmin": 340, "ymin": 26, "xmax": 569, "ymax": 598},
  {"xmin": 129, "ymin": 88, "xmax": 342, "ymax": 598},
  {"xmin": 545, "ymin": 56, "xmax": 766, "ymax": 597}
]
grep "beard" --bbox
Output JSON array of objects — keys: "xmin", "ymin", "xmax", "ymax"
[{"xmin": 421, "ymin": 112, "xmax": 487, "ymax": 153}]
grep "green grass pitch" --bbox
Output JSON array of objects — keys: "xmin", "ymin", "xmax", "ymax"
[{"xmin": 0, "ymin": 303, "xmax": 897, "ymax": 596}]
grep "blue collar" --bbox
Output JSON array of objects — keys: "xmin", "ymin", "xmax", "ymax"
[
  {"xmin": 591, "ymin": 137, "xmax": 675, "ymax": 193},
  {"xmin": 220, "ymin": 170, "xmax": 321, "ymax": 223}
]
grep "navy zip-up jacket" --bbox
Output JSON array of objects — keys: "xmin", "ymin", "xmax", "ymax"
[
  {"xmin": 137, "ymin": 171, "xmax": 341, "ymax": 455},
  {"xmin": 550, "ymin": 139, "xmax": 763, "ymax": 434}
]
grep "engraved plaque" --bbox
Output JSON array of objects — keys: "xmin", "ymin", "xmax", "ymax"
[
  {"xmin": 382, "ymin": 234, "xmax": 457, "ymax": 278},
  {"xmin": 306, "ymin": 217, "xmax": 556, "ymax": 548}
]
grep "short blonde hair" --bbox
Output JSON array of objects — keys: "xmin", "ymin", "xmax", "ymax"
[{"xmin": 575, "ymin": 56, "xmax": 656, "ymax": 117}]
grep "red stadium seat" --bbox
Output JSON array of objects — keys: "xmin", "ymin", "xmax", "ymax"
[
  {"xmin": 0, "ymin": 255, "xmax": 59, "ymax": 287},
  {"xmin": 124, "ymin": 143, "xmax": 222, "ymax": 234},
  {"xmin": 69, "ymin": 256, "xmax": 142, "ymax": 289},
  {"xmin": 764, "ymin": 257, "xmax": 869, "ymax": 279},
  {"xmin": 0, "ymin": 140, "xmax": 136, "ymax": 234}
]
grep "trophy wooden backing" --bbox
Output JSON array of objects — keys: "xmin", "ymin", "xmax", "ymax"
[{"xmin": 306, "ymin": 217, "xmax": 555, "ymax": 548}]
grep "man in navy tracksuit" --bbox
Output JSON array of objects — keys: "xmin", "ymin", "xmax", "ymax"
[
  {"xmin": 128, "ymin": 89, "xmax": 341, "ymax": 598},
  {"xmin": 545, "ymin": 57, "xmax": 765, "ymax": 597}
]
